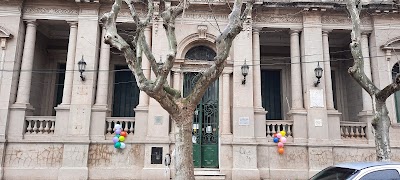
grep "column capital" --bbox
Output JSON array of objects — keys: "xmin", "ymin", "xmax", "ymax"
[
  {"xmin": 252, "ymin": 27, "xmax": 262, "ymax": 33},
  {"xmin": 361, "ymin": 31, "xmax": 372, "ymax": 36},
  {"xmin": 322, "ymin": 29, "xmax": 332, "ymax": 35},
  {"xmin": 67, "ymin": 21, "xmax": 78, "ymax": 27},
  {"xmin": 289, "ymin": 29, "xmax": 301, "ymax": 35},
  {"xmin": 25, "ymin": 20, "xmax": 37, "ymax": 27}
]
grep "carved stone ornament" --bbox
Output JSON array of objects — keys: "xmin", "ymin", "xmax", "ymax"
[
  {"xmin": 23, "ymin": 7, "xmax": 78, "ymax": 15},
  {"xmin": 322, "ymin": 16, "xmax": 351, "ymax": 24},
  {"xmin": 197, "ymin": 25, "xmax": 208, "ymax": 39},
  {"xmin": 254, "ymin": 15, "xmax": 302, "ymax": 23},
  {"xmin": 182, "ymin": 13, "xmax": 228, "ymax": 20}
]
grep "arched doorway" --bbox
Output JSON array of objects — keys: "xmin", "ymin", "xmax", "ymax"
[
  {"xmin": 393, "ymin": 63, "xmax": 400, "ymax": 123},
  {"xmin": 183, "ymin": 45, "xmax": 219, "ymax": 168}
]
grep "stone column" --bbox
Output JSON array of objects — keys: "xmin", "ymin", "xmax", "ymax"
[
  {"xmin": 8, "ymin": 20, "xmax": 37, "ymax": 141},
  {"xmin": 138, "ymin": 26, "xmax": 151, "ymax": 107},
  {"xmin": 290, "ymin": 30, "xmax": 304, "ymax": 110},
  {"xmin": 133, "ymin": 26, "xmax": 151, "ymax": 141},
  {"xmin": 90, "ymin": 25, "xmax": 111, "ymax": 141},
  {"xmin": 170, "ymin": 71, "xmax": 180, "ymax": 134},
  {"xmin": 252, "ymin": 28, "xmax": 267, "ymax": 139},
  {"xmin": 95, "ymin": 26, "xmax": 110, "ymax": 106},
  {"xmin": 222, "ymin": 72, "xmax": 231, "ymax": 134},
  {"xmin": 361, "ymin": 32, "xmax": 373, "ymax": 112},
  {"xmin": 55, "ymin": 22, "xmax": 78, "ymax": 137},
  {"xmin": 15, "ymin": 20, "xmax": 37, "ymax": 105},
  {"xmin": 322, "ymin": 30, "xmax": 341, "ymax": 143},
  {"xmin": 289, "ymin": 29, "xmax": 308, "ymax": 143},
  {"xmin": 322, "ymin": 30, "xmax": 334, "ymax": 110},
  {"xmin": 61, "ymin": 22, "xmax": 78, "ymax": 105}
]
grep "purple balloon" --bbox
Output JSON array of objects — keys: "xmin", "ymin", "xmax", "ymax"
[
  {"xmin": 115, "ymin": 129, "xmax": 121, "ymax": 135},
  {"xmin": 112, "ymin": 136, "xmax": 119, "ymax": 143}
]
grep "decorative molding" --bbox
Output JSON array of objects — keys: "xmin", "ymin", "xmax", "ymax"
[
  {"xmin": 181, "ymin": 13, "xmax": 228, "ymax": 20},
  {"xmin": 197, "ymin": 25, "xmax": 207, "ymax": 39},
  {"xmin": 23, "ymin": 7, "xmax": 78, "ymax": 15},
  {"xmin": 322, "ymin": 16, "xmax": 371, "ymax": 25},
  {"xmin": 0, "ymin": 26, "xmax": 12, "ymax": 38},
  {"xmin": 254, "ymin": 15, "xmax": 302, "ymax": 23}
]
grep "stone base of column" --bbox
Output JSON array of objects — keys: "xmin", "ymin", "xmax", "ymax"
[
  {"xmin": 133, "ymin": 106, "xmax": 149, "ymax": 141},
  {"xmin": 90, "ymin": 104, "xmax": 110, "ymax": 141},
  {"xmin": 288, "ymin": 109, "xmax": 307, "ymax": 144},
  {"xmin": 58, "ymin": 167, "xmax": 88, "ymax": 180},
  {"xmin": 358, "ymin": 110, "xmax": 375, "ymax": 144},
  {"xmin": 232, "ymin": 145, "xmax": 259, "ymax": 180},
  {"xmin": 327, "ymin": 109, "xmax": 343, "ymax": 145},
  {"xmin": 8, "ymin": 103, "xmax": 34, "ymax": 140},
  {"xmin": 58, "ymin": 144, "xmax": 89, "ymax": 180},
  {"xmin": 54, "ymin": 104, "xmax": 71, "ymax": 137},
  {"xmin": 254, "ymin": 107, "xmax": 267, "ymax": 138},
  {"xmin": 142, "ymin": 143, "xmax": 171, "ymax": 180}
]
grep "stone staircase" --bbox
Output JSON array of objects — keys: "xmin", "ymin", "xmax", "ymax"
[{"xmin": 194, "ymin": 168, "xmax": 226, "ymax": 180}]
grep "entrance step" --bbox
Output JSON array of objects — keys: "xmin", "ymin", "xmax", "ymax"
[{"xmin": 194, "ymin": 168, "xmax": 225, "ymax": 180}]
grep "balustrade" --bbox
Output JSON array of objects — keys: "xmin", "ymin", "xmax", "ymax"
[
  {"xmin": 266, "ymin": 120, "xmax": 294, "ymax": 139},
  {"xmin": 340, "ymin": 121, "xmax": 367, "ymax": 139},
  {"xmin": 25, "ymin": 116, "xmax": 56, "ymax": 134},
  {"xmin": 105, "ymin": 117, "xmax": 135, "ymax": 135}
]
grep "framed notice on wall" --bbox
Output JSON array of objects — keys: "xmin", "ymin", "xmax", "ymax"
[
  {"xmin": 310, "ymin": 89, "xmax": 324, "ymax": 108},
  {"xmin": 239, "ymin": 117, "xmax": 250, "ymax": 126}
]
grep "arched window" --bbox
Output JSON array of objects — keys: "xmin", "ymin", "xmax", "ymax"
[
  {"xmin": 185, "ymin": 45, "xmax": 216, "ymax": 61},
  {"xmin": 393, "ymin": 63, "xmax": 400, "ymax": 123}
]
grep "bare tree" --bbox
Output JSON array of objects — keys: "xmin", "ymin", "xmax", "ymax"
[
  {"xmin": 347, "ymin": 0, "xmax": 400, "ymax": 161},
  {"xmin": 101, "ymin": 0, "xmax": 252, "ymax": 179}
]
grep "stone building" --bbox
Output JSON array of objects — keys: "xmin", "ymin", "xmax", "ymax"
[{"xmin": 0, "ymin": 0, "xmax": 400, "ymax": 179}]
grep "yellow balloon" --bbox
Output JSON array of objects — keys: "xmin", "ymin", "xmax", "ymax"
[
  {"xmin": 119, "ymin": 136, "xmax": 125, "ymax": 142},
  {"xmin": 280, "ymin": 130, "xmax": 286, "ymax": 137}
]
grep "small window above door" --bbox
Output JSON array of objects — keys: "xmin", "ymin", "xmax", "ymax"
[{"xmin": 185, "ymin": 45, "xmax": 216, "ymax": 61}]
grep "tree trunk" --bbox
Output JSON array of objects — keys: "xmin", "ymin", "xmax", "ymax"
[
  {"xmin": 373, "ymin": 99, "xmax": 392, "ymax": 161},
  {"xmin": 173, "ymin": 113, "xmax": 195, "ymax": 180}
]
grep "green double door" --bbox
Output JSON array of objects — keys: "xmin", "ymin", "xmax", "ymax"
[{"xmin": 183, "ymin": 72, "xmax": 219, "ymax": 168}]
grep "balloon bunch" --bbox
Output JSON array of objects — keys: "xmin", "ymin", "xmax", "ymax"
[
  {"xmin": 112, "ymin": 124, "xmax": 127, "ymax": 149},
  {"xmin": 273, "ymin": 130, "xmax": 287, "ymax": 155}
]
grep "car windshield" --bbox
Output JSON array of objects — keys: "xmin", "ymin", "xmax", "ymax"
[{"xmin": 310, "ymin": 166, "xmax": 359, "ymax": 180}]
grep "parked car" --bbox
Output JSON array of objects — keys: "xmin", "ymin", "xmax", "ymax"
[{"xmin": 310, "ymin": 161, "xmax": 400, "ymax": 180}]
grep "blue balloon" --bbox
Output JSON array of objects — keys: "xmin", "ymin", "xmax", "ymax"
[{"xmin": 273, "ymin": 137, "xmax": 279, "ymax": 143}]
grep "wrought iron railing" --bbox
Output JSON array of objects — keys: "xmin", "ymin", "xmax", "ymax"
[
  {"xmin": 340, "ymin": 121, "xmax": 367, "ymax": 139},
  {"xmin": 25, "ymin": 116, "xmax": 56, "ymax": 134},
  {"xmin": 105, "ymin": 117, "xmax": 135, "ymax": 135}
]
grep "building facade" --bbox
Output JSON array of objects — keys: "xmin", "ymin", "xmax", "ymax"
[{"xmin": 0, "ymin": 0, "xmax": 400, "ymax": 179}]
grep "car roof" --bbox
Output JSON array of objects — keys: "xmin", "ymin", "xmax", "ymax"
[{"xmin": 334, "ymin": 162, "xmax": 400, "ymax": 170}]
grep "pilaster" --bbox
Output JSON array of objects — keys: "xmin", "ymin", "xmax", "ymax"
[
  {"xmin": 59, "ymin": 4, "xmax": 100, "ymax": 179},
  {"xmin": 301, "ymin": 13, "xmax": 330, "ymax": 144}
]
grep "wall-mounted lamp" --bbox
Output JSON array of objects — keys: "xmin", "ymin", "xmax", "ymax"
[
  {"xmin": 241, "ymin": 59, "xmax": 249, "ymax": 85},
  {"xmin": 78, "ymin": 55, "xmax": 87, "ymax": 81},
  {"xmin": 314, "ymin": 62, "xmax": 323, "ymax": 87}
]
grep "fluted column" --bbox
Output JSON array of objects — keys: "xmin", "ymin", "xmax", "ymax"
[
  {"xmin": 289, "ymin": 30, "xmax": 303, "ymax": 109},
  {"xmin": 95, "ymin": 26, "xmax": 111, "ymax": 106},
  {"xmin": 138, "ymin": 26, "xmax": 151, "ymax": 107},
  {"xmin": 61, "ymin": 22, "xmax": 78, "ymax": 105},
  {"xmin": 361, "ymin": 32, "xmax": 373, "ymax": 112},
  {"xmin": 16, "ymin": 20, "xmax": 37, "ymax": 104},
  {"xmin": 252, "ymin": 29, "xmax": 262, "ymax": 109},
  {"xmin": 222, "ymin": 73, "xmax": 231, "ymax": 134},
  {"xmin": 322, "ymin": 30, "xmax": 335, "ymax": 110}
]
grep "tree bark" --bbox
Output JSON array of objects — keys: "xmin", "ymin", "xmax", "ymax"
[
  {"xmin": 346, "ymin": 0, "xmax": 400, "ymax": 161},
  {"xmin": 373, "ymin": 99, "xmax": 391, "ymax": 161},
  {"xmin": 173, "ymin": 113, "xmax": 195, "ymax": 180}
]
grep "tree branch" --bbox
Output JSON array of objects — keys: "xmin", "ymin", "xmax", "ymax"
[
  {"xmin": 185, "ymin": 0, "xmax": 253, "ymax": 106},
  {"xmin": 377, "ymin": 74, "xmax": 400, "ymax": 101},
  {"xmin": 346, "ymin": 0, "xmax": 379, "ymax": 96},
  {"xmin": 151, "ymin": 4, "xmax": 184, "ymax": 92}
]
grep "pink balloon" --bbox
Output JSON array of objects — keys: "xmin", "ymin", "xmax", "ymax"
[
  {"xmin": 276, "ymin": 133, "xmax": 282, "ymax": 138},
  {"xmin": 278, "ymin": 142, "xmax": 284, "ymax": 148},
  {"xmin": 280, "ymin": 137, "xmax": 287, "ymax": 143}
]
